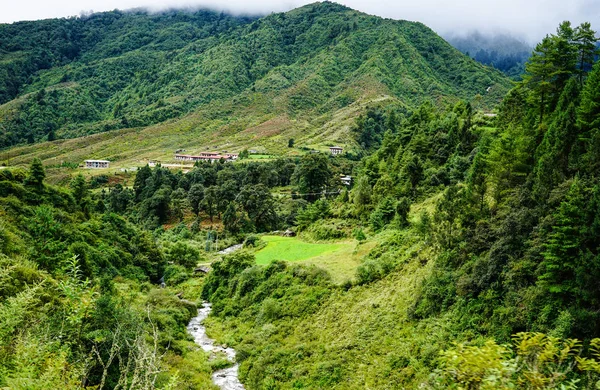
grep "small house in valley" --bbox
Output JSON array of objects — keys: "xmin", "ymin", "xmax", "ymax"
[
  {"xmin": 85, "ymin": 160, "xmax": 110, "ymax": 169},
  {"xmin": 330, "ymin": 146, "xmax": 343, "ymax": 155},
  {"xmin": 340, "ymin": 175, "xmax": 352, "ymax": 186}
]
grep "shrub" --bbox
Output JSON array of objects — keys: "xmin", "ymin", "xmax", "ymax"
[
  {"xmin": 164, "ymin": 264, "xmax": 190, "ymax": 285},
  {"xmin": 429, "ymin": 333, "xmax": 600, "ymax": 389},
  {"xmin": 369, "ymin": 210, "xmax": 385, "ymax": 231},
  {"xmin": 356, "ymin": 255, "xmax": 396, "ymax": 285},
  {"xmin": 258, "ymin": 298, "xmax": 281, "ymax": 322},
  {"xmin": 244, "ymin": 235, "xmax": 260, "ymax": 247},
  {"xmin": 167, "ymin": 242, "xmax": 201, "ymax": 269},
  {"xmin": 395, "ymin": 197, "xmax": 411, "ymax": 226},
  {"xmin": 296, "ymin": 199, "xmax": 330, "ymax": 230},
  {"xmin": 306, "ymin": 223, "xmax": 346, "ymax": 240},
  {"xmin": 352, "ymin": 227, "xmax": 366, "ymax": 241},
  {"xmin": 356, "ymin": 259, "xmax": 383, "ymax": 285}
]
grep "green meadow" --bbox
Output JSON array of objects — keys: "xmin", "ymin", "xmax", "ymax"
[
  {"xmin": 255, "ymin": 235, "xmax": 375, "ymax": 282},
  {"xmin": 255, "ymin": 236, "xmax": 346, "ymax": 264}
]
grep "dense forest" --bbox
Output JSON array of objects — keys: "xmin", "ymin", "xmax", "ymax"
[
  {"xmin": 0, "ymin": 2, "xmax": 508, "ymax": 150},
  {"xmin": 1, "ymin": 2, "xmax": 600, "ymax": 389},
  {"xmin": 0, "ymin": 161, "xmax": 217, "ymax": 388}
]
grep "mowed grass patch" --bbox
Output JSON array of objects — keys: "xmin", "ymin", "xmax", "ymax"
[
  {"xmin": 255, "ymin": 235, "xmax": 366, "ymax": 283},
  {"xmin": 255, "ymin": 236, "xmax": 347, "ymax": 264}
]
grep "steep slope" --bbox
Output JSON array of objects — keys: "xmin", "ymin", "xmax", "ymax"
[
  {"xmin": 0, "ymin": 8, "xmax": 256, "ymax": 146},
  {"xmin": 0, "ymin": 3, "xmax": 507, "ymax": 146}
]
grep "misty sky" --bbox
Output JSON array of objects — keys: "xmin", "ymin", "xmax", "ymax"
[{"xmin": 1, "ymin": 0, "xmax": 599, "ymax": 42}]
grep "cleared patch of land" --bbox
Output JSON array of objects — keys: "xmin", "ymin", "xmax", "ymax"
[
  {"xmin": 255, "ymin": 236, "xmax": 347, "ymax": 264},
  {"xmin": 255, "ymin": 235, "xmax": 374, "ymax": 283}
]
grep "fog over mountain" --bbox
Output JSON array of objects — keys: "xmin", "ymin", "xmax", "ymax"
[
  {"xmin": 2, "ymin": 0, "xmax": 598, "ymax": 43},
  {"xmin": 445, "ymin": 30, "xmax": 532, "ymax": 77}
]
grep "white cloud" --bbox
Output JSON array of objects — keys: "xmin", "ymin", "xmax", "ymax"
[{"xmin": 1, "ymin": 0, "xmax": 597, "ymax": 42}]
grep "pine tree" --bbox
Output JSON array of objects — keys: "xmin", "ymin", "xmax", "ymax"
[
  {"xmin": 291, "ymin": 153, "xmax": 331, "ymax": 201},
  {"xmin": 405, "ymin": 154, "xmax": 424, "ymax": 195},
  {"xmin": 223, "ymin": 203, "xmax": 239, "ymax": 233},
  {"xmin": 577, "ymin": 60, "xmax": 600, "ymax": 175},
  {"xmin": 70, "ymin": 174, "xmax": 88, "ymax": 201},
  {"xmin": 533, "ymin": 79, "xmax": 580, "ymax": 200},
  {"xmin": 467, "ymin": 150, "xmax": 488, "ymax": 211},
  {"xmin": 352, "ymin": 175, "xmax": 372, "ymax": 217},
  {"xmin": 223, "ymin": 203, "xmax": 251, "ymax": 234},
  {"xmin": 524, "ymin": 36, "xmax": 555, "ymax": 123},
  {"xmin": 550, "ymin": 21, "xmax": 577, "ymax": 103},
  {"xmin": 70, "ymin": 174, "xmax": 91, "ymax": 214},
  {"xmin": 577, "ymin": 61, "xmax": 600, "ymax": 130},
  {"xmin": 540, "ymin": 179, "xmax": 600, "ymax": 313},
  {"xmin": 188, "ymin": 184, "xmax": 205, "ymax": 216},
  {"xmin": 203, "ymin": 186, "xmax": 218, "ymax": 222},
  {"xmin": 573, "ymin": 22, "xmax": 599, "ymax": 86},
  {"xmin": 170, "ymin": 187, "xmax": 186, "ymax": 222},
  {"xmin": 25, "ymin": 158, "xmax": 45, "ymax": 190},
  {"xmin": 133, "ymin": 165, "xmax": 152, "ymax": 201}
]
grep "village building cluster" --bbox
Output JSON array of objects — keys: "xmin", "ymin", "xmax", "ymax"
[{"xmin": 82, "ymin": 146, "xmax": 343, "ymax": 170}]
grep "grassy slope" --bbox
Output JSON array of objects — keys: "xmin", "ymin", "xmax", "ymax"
[
  {"xmin": 254, "ymin": 235, "xmax": 372, "ymax": 283},
  {"xmin": 205, "ymin": 229, "xmax": 467, "ymax": 388},
  {"xmin": 202, "ymin": 195, "xmax": 479, "ymax": 389},
  {"xmin": 0, "ymin": 2, "xmax": 511, "ymax": 183},
  {"xmin": 255, "ymin": 236, "xmax": 348, "ymax": 264}
]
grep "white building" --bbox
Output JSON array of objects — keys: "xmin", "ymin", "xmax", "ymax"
[
  {"xmin": 85, "ymin": 160, "xmax": 110, "ymax": 169},
  {"xmin": 174, "ymin": 153, "xmax": 235, "ymax": 164},
  {"xmin": 330, "ymin": 146, "xmax": 343, "ymax": 155}
]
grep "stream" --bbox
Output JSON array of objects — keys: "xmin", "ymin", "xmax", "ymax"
[
  {"xmin": 187, "ymin": 302, "xmax": 245, "ymax": 390},
  {"xmin": 217, "ymin": 244, "xmax": 243, "ymax": 255}
]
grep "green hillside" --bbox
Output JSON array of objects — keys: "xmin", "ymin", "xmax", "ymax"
[
  {"xmin": 199, "ymin": 20, "xmax": 600, "ymax": 389},
  {"xmin": 4, "ymin": 4, "xmax": 600, "ymax": 390},
  {"xmin": 0, "ymin": 2, "xmax": 509, "ymax": 175}
]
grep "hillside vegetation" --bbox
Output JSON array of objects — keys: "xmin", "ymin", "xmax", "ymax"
[
  {"xmin": 1, "ymin": 3, "xmax": 600, "ymax": 390},
  {"xmin": 199, "ymin": 20, "xmax": 600, "ymax": 389},
  {"xmin": 0, "ymin": 2, "xmax": 509, "ymax": 173},
  {"xmin": 0, "ymin": 161, "xmax": 220, "ymax": 389}
]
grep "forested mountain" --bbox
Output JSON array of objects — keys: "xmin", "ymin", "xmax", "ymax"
[
  {"xmin": 446, "ymin": 31, "xmax": 532, "ymax": 77},
  {"xmin": 0, "ymin": 2, "xmax": 509, "ymax": 150}
]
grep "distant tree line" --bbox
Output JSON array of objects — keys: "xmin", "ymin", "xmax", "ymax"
[{"xmin": 101, "ymin": 156, "xmax": 346, "ymax": 234}]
